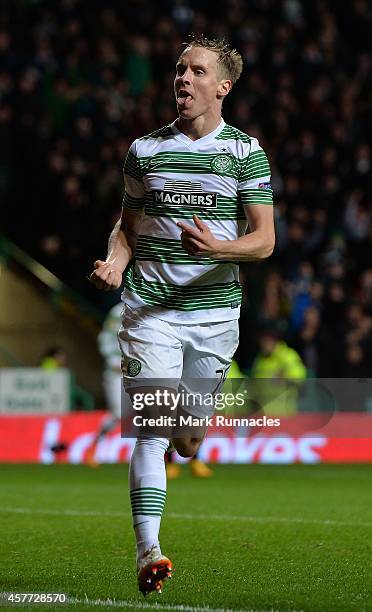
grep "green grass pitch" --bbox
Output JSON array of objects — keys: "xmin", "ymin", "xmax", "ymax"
[{"xmin": 0, "ymin": 464, "xmax": 371, "ymax": 612}]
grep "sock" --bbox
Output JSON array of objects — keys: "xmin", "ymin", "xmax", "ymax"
[{"xmin": 129, "ymin": 436, "xmax": 169, "ymax": 562}]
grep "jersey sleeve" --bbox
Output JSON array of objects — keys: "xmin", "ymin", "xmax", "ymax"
[
  {"xmin": 238, "ymin": 138, "xmax": 273, "ymax": 206},
  {"xmin": 122, "ymin": 141, "xmax": 146, "ymax": 211}
]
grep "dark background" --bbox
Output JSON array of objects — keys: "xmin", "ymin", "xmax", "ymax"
[{"xmin": 1, "ymin": 0, "xmax": 371, "ymax": 376}]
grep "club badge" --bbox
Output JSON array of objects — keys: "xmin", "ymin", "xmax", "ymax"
[
  {"xmin": 127, "ymin": 359, "xmax": 142, "ymax": 377},
  {"xmin": 211, "ymin": 154, "xmax": 234, "ymax": 174}
]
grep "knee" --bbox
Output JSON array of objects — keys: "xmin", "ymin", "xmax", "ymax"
[{"xmin": 172, "ymin": 437, "xmax": 202, "ymax": 458}]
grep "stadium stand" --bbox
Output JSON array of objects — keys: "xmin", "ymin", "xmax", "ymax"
[{"xmin": 1, "ymin": 0, "xmax": 371, "ymax": 377}]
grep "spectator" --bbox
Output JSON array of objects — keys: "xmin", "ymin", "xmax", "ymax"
[
  {"xmin": 1, "ymin": 0, "xmax": 371, "ymax": 379},
  {"xmin": 341, "ymin": 343, "xmax": 369, "ymax": 379},
  {"xmin": 40, "ymin": 346, "xmax": 68, "ymax": 370},
  {"xmin": 250, "ymin": 328, "xmax": 307, "ymax": 415},
  {"xmin": 292, "ymin": 306, "xmax": 331, "ymax": 376}
]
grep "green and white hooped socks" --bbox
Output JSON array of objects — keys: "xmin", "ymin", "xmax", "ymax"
[{"xmin": 129, "ymin": 437, "xmax": 169, "ymax": 561}]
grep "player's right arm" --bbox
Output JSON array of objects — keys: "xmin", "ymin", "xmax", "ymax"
[
  {"xmin": 90, "ymin": 209, "xmax": 143, "ymax": 291},
  {"xmin": 90, "ymin": 142, "xmax": 145, "ymax": 291}
]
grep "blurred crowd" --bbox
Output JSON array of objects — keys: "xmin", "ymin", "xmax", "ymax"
[{"xmin": 1, "ymin": 0, "xmax": 371, "ymax": 377}]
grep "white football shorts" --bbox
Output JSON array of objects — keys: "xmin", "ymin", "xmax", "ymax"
[{"xmin": 118, "ymin": 303, "xmax": 239, "ymax": 417}]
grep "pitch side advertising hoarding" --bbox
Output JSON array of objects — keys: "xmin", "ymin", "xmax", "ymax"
[{"xmin": 0, "ymin": 412, "xmax": 371, "ymax": 464}]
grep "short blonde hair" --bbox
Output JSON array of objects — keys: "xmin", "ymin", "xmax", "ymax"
[{"xmin": 183, "ymin": 34, "xmax": 243, "ymax": 85}]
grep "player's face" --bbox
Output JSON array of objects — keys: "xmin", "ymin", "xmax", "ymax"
[{"xmin": 174, "ymin": 47, "xmax": 225, "ymax": 120}]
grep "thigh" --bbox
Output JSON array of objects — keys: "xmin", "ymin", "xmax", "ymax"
[
  {"xmin": 118, "ymin": 305, "xmax": 183, "ymax": 390},
  {"xmin": 182, "ymin": 319, "xmax": 239, "ymax": 378},
  {"xmin": 181, "ymin": 319, "xmax": 239, "ymax": 406},
  {"xmin": 171, "ymin": 321, "xmax": 239, "ymax": 453}
]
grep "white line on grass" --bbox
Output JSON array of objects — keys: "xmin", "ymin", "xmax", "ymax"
[
  {"xmin": 70, "ymin": 596, "xmax": 295, "ymax": 612},
  {"xmin": 0, "ymin": 506, "xmax": 371, "ymax": 528}
]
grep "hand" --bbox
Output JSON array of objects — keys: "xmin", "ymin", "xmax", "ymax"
[
  {"xmin": 177, "ymin": 215, "xmax": 222, "ymax": 257},
  {"xmin": 89, "ymin": 260, "xmax": 123, "ymax": 291}
]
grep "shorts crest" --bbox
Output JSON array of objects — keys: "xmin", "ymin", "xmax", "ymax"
[{"xmin": 127, "ymin": 358, "xmax": 142, "ymax": 377}]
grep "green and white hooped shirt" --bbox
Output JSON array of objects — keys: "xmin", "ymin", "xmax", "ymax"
[{"xmin": 122, "ymin": 119, "xmax": 273, "ymax": 324}]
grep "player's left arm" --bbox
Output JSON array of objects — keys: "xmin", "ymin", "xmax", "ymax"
[
  {"xmin": 178, "ymin": 138, "xmax": 275, "ymax": 261},
  {"xmin": 178, "ymin": 205, "xmax": 275, "ymax": 261}
]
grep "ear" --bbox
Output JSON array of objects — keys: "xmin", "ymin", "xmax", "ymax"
[{"xmin": 217, "ymin": 79, "xmax": 232, "ymax": 99}]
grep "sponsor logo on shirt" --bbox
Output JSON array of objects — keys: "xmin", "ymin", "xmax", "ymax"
[
  {"xmin": 153, "ymin": 190, "xmax": 217, "ymax": 207},
  {"xmin": 258, "ymin": 182, "xmax": 272, "ymax": 189},
  {"xmin": 153, "ymin": 179, "xmax": 217, "ymax": 208}
]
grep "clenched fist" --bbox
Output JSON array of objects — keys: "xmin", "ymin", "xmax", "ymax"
[{"xmin": 89, "ymin": 260, "xmax": 123, "ymax": 291}]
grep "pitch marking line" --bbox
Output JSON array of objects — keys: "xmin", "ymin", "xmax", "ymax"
[
  {"xmin": 0, "ymin": 507, "xmax": 371, "ymax": 528},
  {"xmin": 70, "ymin": 596, "xmax": 298, "ymax": 612}
]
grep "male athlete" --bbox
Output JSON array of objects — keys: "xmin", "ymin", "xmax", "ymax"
[
  {"xmin": 90, "ymin": 36, "xmax": 275, "ymax": 596},
  {"xmin": 85, "ymin": 302, "xmax": 124, "ymax": 467}
]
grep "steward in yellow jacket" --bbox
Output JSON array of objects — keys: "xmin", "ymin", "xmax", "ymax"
[{"xmin": 250, "ymin": 331, "xmax": 306, "ymax": 416}]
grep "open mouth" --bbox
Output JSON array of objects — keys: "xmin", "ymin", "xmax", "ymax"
[{"xmin": 177, "ymin": 90, "xmax": 193, "ymax": 105}]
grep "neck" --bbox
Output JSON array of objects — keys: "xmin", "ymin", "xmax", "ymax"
[{"xmin": 176, "ymin": 112, "xmax": 222, "ymax": 141}]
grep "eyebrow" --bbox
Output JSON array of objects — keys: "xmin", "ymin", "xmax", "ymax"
[{"xmin": 176, "ymin": 62, "xmax": 208, "ymax": 70}]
